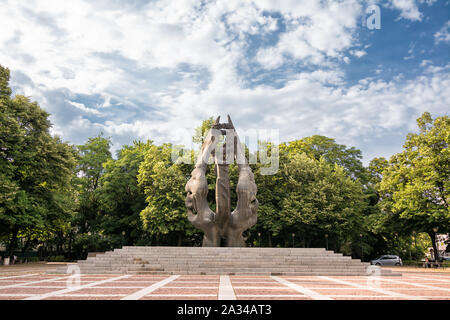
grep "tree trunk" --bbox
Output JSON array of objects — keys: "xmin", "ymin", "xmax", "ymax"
[
  {"xmin": 177, "ymin": 233, "xmax": 182, "ymax": 246},
  {"xmin": 335, "ymin": 238, "xmax": 341, "ymax": 253},
  {"xmin": 268, "ymin": 233, "xmax": 272, "ymax": 248},
  {"xmin": 68, "ymin": 233, "xmax": 72, "ymax": 259},
  {"xmin": 21, "ymin": 237, "xmax": 31, "ymax": 254},
  {"xmin": 8, "ymin": 227, "xmax": 19, "ymax": 257},
  {"xmin": 429, "ymin": 232, "xmax": 439, "ymax": 261}
]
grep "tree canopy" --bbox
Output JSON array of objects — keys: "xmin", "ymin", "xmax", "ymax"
[
  {"xmin": 0, "ymin": 65, "xmax": 77, "ymax": 256},
  {"xmin": 378, "ymin": 112, "xmax": 449, "ymax": 259}
]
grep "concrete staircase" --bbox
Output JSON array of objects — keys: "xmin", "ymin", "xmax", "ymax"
[{"xmin": 50, "ymin": 246, "xmax": 398, "ymax": 276}]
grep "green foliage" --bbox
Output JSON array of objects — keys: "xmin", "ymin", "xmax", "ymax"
[
  {"xmin": 378, "ymin": 112, "xmax": 449, "ymax": 259},
  {"xmin": 368, "ymin": 157, "xmax": 389, "ymax": 186},
  {"xmin": 0, "ymin": 64, "xmax": 77, "ymax": 255},
  {"xmin": 72, "ymin": 134, "xmax": 112, "ymax": 234},
  {"xmin": 76, "ymin": 134, "xmax": 112, "ymax": 193},
  {"xmin": 279, "ymin": 154, "xmax": 365, "ymax": 248},
  {"xmin": 0, "ymin": 66, "xmax": 12, "ymax": 99},
  {"xmin": 72, "ymin": 233, "xmax": 110, "ymax": 259},
  {"xmin": 97, "ymin": 141, "xmax": 152, "ymax": 246},
  {"xmin": 138, "ymin": 144, "xmax": 196, "ymax": 242},
  {"xmin": 192, "ymin": 117, "xmax": 215, "ymax": 145},
  {"xmin": 46, "ymin": 255, "xmax": 66, "ymax": 262},
  {"xmin": 283, "ymin": 135, "xmax": 367, "ymax": 182}
]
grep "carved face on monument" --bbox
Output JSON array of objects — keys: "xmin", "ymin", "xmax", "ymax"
[{"xmin": 185, "ymin": 167, "xmax": 215, "ymax": 225}]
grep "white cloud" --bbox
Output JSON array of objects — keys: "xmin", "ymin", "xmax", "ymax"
[
  {"xmin": 256, "ymin": 47, "xmax": 285, "ymax": 70},
  {"xmin": 67, "ymin": 101, "xmax": 102, "ymax": 115},
  {"xmin": 420, "ymin": 59, "xmax": 432, "ymax": 67},
  {"xmin": 387, "ymin": 0, "xmax": 423, "ymax": 21},
  {"xmin": 387, "ymin": 0, "xmax": 437, "ymax": 21},
  {"xmin": 350, "ymin": 50, "xmax": 367, "ymax": 58},
  {"xmin": 1, "ymin": 0, "xmax": 448, "ymax": 164},
  {"xmin": 255, "ymin": 0, "xmax": 363, "ymax": 66},
  {"xmin": 418, "ymin": 0, "xmax": 437, "ymax": 5},
  {"xmin": 434, "ymin": 21, "xmax": 450, "ymax": 44}
]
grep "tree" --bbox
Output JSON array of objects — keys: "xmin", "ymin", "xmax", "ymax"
[
  {"xmin": 97, "ymin": 141, "xmax": 153, "ymax": 247},
  {"xmin": 379, "ymin": 112, "xmax": 449, "ymax": 261},
  {"xmin": 69, "ymin": 134, "xmax": 112, "ymax": 258},
  {"xmin": 253, "ymin": 143, "xmax": 287, "ymax": 246},
  {"xmin": 73, "ymin": 134, "xmax": 112, "ymax": 233},
  {"xmin": 138, "ymin": 144, "xmax": 197, "ymax": 245},
  {"xmin": 283, "ymin": 135, "xmax": 367, "ymax": 182},
  {"xmin": 279, "ymin": 153, "xmax": 365, "ymax": 252},
  {"xmin": 363, "ymin": 157, "xmax": 398, "ymax": 258},
  {"xmin": 0, "ymin": 65, "xmax": 77, "ymax": 256},
  {"xmin": 77, "ymin": 135, "xmax": 112, "ymax": 193},
  {"xmin": 192, "ymin": 117, "xmax": 215, "ymax": 145}
]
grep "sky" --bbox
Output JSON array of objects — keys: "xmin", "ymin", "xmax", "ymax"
[{"xmin": 0, "ymin": 0, "xmax": 449, "ymax": 164}]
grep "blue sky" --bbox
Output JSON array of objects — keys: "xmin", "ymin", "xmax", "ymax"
[{"xmin": 0, "ymin": 0, "xmax": 449, "ymax": 164}]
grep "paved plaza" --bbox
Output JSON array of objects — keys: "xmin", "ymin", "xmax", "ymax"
[{"xmin": 0, "ymin": 265, "xmax": 449, "ymax": 300}]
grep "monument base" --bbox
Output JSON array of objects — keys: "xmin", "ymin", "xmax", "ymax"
[{"xmin": 50, "ymin": 246, "xmax": 399, "ymax": 276}]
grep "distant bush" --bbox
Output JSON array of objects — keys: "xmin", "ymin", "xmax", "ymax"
[
  {"xmin": 46, "ymin": 255, "xmax": 66, "ymax": 262},
  {"xmin": 25, "ymin": 257, "xmax": 41, "ymax": 263}
]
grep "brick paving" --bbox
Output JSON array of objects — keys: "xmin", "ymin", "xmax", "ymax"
[{"xmin": 1, "ymin": 267, "xmax": 450, "ymax": 300}]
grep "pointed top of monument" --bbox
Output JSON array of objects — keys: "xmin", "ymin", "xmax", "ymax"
[{"xmin": 227, "ymin": 114, "xmax": 235, "ymax": 129}]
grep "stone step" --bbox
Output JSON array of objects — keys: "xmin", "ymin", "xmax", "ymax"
[
  {"xmin": 82, "ymin": 258, "xmax": 359, "ymax": 264},
  {"xmin": 120, "ymin": 246, "xmax": 328, "ymax": 251},
  {"xmin": 48, "ymin": 246, "xmax": 389, "ymax": 276},
  {"xmin": 101, "ymin": 253, "xmax": 344, "ymax": 259},
  {"xmin": 83, "ymin": 259, "xmax": 365, "ymax": 265},
  {"xmin": 115, "ymin": 250, "xmax": 332, "ymax": 253},
  {"xmin": 85, "ymin": 256, "xmax": 353, "ymax": 262},
  {"xmin": 80, "ymin": 262, "xmax": 360, "ymax": 268}
]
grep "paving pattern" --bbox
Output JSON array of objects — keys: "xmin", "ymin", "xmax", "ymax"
[{"xmin": 0, "ymin": 271, "xmax": 450, "ymax": 300}]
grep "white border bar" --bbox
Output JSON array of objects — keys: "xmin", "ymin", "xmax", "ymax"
[
  {"xmin": 121, "ymin": 275, "xmax": 180, "ymax": 300},
  {"xmin": 218, "ymin": 276, "xmax": 236, "ymax": 300}
]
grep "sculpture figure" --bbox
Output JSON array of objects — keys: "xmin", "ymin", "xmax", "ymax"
[{"xmin": 185, "ymin": 115, "xmax": 258, "ymax": 247}]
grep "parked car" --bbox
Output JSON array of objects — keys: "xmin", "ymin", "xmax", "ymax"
[{"xmin": 370, "ymin": 255, "xmax": 403, "ymax": 266}]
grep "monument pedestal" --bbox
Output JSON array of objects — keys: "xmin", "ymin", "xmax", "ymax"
[{"xmin": 50, "ymin": 246, "xmax": 398, "ymax": 276}]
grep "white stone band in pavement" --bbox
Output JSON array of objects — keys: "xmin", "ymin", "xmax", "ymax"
[
  {"xmin": 405, "ymin": 274, "xmax": 450, "ymax": 283},
  {"xmin": 24, "ymin": 275, "xmax": 132, "ymax": 300},
  {"xmin": 0, "ymin": 276, "xmax": 70, "ymax": 289},
  {"xmin": 317, "ymin": 276, "xmax": 426, "ymax": 300},
  {"xmin": 380, "ymin": 276, "xmax": 450, "ymax": 292},
  {"xmin": 218, "ymin": 275, "xmax": 236, "ymax": 300},
  {"xmin": 121, "ymin": 275, "xmax": 180, "ymax": 300},
  {"xmin": 271, "ymin": 276, "xmax": 333, "ymax": 300},
  {"xmin": 0, "ymin": 273, "xmax": 39, "ymax": 280}
]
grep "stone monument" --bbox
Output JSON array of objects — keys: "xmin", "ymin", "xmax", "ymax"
[{"xmin": 185, "ymin": 115, "xmax": 258, "ymax": 247}]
